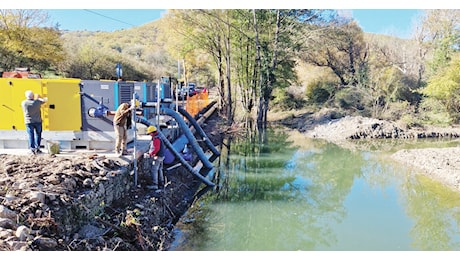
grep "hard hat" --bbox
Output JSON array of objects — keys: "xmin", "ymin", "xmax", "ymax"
[
  {"xmin": 131, "ymin": 99, "xmax": 140, "ymax": 108},
  {"xmin": 146, "ymin": 125, "xmax": 157, "ymax": 134}
]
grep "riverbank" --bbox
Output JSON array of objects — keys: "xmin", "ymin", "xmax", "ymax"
[
  {"xmin": 3, "ymin": 107, "xmax": 460, "ymax": 251},
  {"xmin": 0, "ymin": 108, "xmax": 226, "ymax": 251},
  {"xmin": 271, "ymin": 109, "xmax": 460, "ymax": 193}
]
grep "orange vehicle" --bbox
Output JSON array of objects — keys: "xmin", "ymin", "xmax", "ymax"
[{"xmin": 2, "ymin": 68, "xmax": 41, "ymax": 79}]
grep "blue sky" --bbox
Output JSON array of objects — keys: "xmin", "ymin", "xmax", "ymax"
[
  {"xmin": 44, "ymin": 9, "xmax": 421, "ymax": 39},
  {"xmin": 350, "ymin": 9, "xmax": 421, "ymax": 38},
  {"xmin": 2, "ymin": 1, "xmax": 457, "ymax": 38},
  {"xmin": 45, "ymin": 9, "xmax": 167, "ymax": 32}
]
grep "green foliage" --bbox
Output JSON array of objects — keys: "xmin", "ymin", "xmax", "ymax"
[
  {"xmin": 271, "ymin": 87, "xmax": 306, "ymax": 110},
  {"xmin": 422, "ymin": 56, "xmax": 460, "ymax": 99},
  {"xmin": 421, "ymin": 10, "xmax": 460, "ymax": 77},
  {"xmin": 334, "ymin": 87, "xmax": 364, "ymax": 111},
  {"xmin": 417, "ymin": 97, "xmax": 453, "ymax": 126},
  {"xmin": 369, "ymin": 65, "xmax": 421, "ymax": 105},
  {"xmin": 379, "ymin": 101, "xmax": 413, "ymax": 122},
  {"xmin": 305, "ymin": 80, "xmax": 335, "ymax": 104},
  {"xmin": 421, "ymin": 54, "xmax": 460, "ymax": 123},
  {"xmin": 0, "ymin": 10, "xmax": 65, "ymax": 71},
  {"xmin": 58, "ymin": 22, "xmax": 176, "ymax": 81}
]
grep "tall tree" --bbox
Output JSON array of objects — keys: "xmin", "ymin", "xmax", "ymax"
[
  {"xmin": 421, "ymin": 53, "xmax": 460, "ymax": 123},
  {"xmin": 0, "ymin": 9, "xmax": 64, "ymax": 71},
  {"xmin": 254, "ymin": 9, "xmax": 330, "ymax": 126},
  {"xmin": 415, "ymin": 10, "xmax": 460, "ymax": 124},
  {"xmin": 300, "ymin": 17, "xmax": 366, "ymax": 88},
  {"xmin": 164, "ymin": 9, "xmax": 331, "ymax": 127},
  {"xmin": 162, "ymin": 10, "xmax": 229, "ymax": 119},
  {"xmin": 418, "ymin": 10, "xmax": 460, "ymax": 77}
]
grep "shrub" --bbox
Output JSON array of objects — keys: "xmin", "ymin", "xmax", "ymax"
[
  {"xmin": 305, "ymin": 80, "xmax": 335, "ymax": 104},
  {"xmin": 417, "ymin": 97, "xmax": 453, "ymax": 126},
  {"xmin": 272, "ymin": 87, "xmax": 306, "ymax": 110},
  {"xmin": 334, "ymin": 87, "xmax": 364, "ymax": 110}
]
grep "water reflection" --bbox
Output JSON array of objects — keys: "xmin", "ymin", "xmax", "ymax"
[
  {"xmin": 404, "ymin": 176, "xmax": 460, "ymax": 250},
  {"xmin": 171, "ymin": 128, "xmax": 460, "ymax": 251}
]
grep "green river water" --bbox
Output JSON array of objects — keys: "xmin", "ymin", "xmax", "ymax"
[{"xmin": 171, "ymin": 128, "xmax": 460, "ymax": 251}]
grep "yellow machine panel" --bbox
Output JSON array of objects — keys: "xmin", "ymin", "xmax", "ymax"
[
  {"xmin": 41, "ymin": 79, "xmax": 82, "ymax": 131},
  {"xmin": 0, "ymin": 79, "xmax": 14, "ymax": 129},
  {"xmin": 0, "ymin": 78, "xmax": 82, "ymax": 131},
  {"xmin": 0, "ymin": 78, "xmax": 42, "ymax": 130}
]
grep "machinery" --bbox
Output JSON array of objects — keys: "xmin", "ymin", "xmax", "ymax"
[
  {"xmin": 0, "ymin": 74, "xmax": 218, "ymax": 185},
  {"xmin": 0, "ymin": 77, "xmax": 173, "ymax": 150}
]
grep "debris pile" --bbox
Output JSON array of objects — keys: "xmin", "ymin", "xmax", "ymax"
[{"xmin": 0, "ymin": 153, "xmax": 201, "ymax": 250}]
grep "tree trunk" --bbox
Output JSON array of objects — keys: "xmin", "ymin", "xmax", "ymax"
[{"xmin": 225, "ymin": 15, "xmax": 233, "ymax": 125}]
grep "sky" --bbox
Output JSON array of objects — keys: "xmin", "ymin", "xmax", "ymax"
[
  {"xmin": 2, "ymin": 1, "xmax": 458, "ymax": 38},
  {"xmin": 43, "ymin": 9, "xmax": 422, "ymax": 39}
]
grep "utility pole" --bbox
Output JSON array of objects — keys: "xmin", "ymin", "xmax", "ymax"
[{"xmin": 132, "ymin": 92, "xmax": 137, "ymax": 187}]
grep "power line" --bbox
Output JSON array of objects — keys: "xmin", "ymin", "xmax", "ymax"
[{"xmin": 83, "ymin": 9, "xmax": 136, "ymax": 27}]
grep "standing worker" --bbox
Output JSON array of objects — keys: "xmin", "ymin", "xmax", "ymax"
[
  {"xmin": 21, "ymin": 90, "xmax": 47, "ymax": 155},
  {"xmin": 113, "ymin": 102, "xmax": 134, "ymax": 157},
  {"xmin": 144, "ymin": 125, "xmax": 165, "ymax": 191}
]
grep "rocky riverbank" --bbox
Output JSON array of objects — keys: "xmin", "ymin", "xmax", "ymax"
[
  {"xmin": 3, "ymin": 107, "xmax": 460, "ymax": 251},
  {"xmin": 0, "ymin": 109, "xmax": 226, "ymax": 251},
  {"xmin": 273, "ymin": 110, "xmax": 460, "ymax": 193}
]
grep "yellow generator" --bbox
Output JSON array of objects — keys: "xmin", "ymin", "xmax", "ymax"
[
  {"xmin": 0, "ymin": 78, "xmax": 82, "ymax": 149},
  {"xmin": 0, "ymin": 77, "xmax": 138, "ymax": 151},
  {"xmin": 0, "ymin": 76, "xmax": 209, "ymax": 152}
]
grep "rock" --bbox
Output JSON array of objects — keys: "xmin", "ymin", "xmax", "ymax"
[
  {"xmin": 46, "ymin": 193, "xmax": 57, "ymax": 202},
  {"xmin": 0, "ymin": 229, "xmax": 13, "ymax": 240},
  {"xmin": 29, "ymin": 191, "xmax": 46, "ymax": 204},
  {"xmin": 15, "ymin": 226, "xmax": 31, "ymax": 241},
  {"xmin": 45, "ymin": 175, "xmax": 62, "ymax": 185},
  {"xmin": 7, "ymin": 240, "xmax": 29, "ymax": 251},
  {"xmin": 4, "ymin": 194, "xmax": 17, "ymax": 203},
  {"xmin": 32, "ymin": 236, "xmax": 58, "ymax": 250},
  {"xmin": 0, "ymin": 205, "xmax": 17, "ymax": 220},
  {"xmin": 78, "ymin": 224, "xmax": 105, "ymax": 239},
  {"xmin": 0, "ymin": 218, "xmax": 17, "ymax": 229},
  {"xmin": 83, "ymin": 178, "xmax": 93, "ymax": 188}
]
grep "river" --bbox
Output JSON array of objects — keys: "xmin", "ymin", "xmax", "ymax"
[{"xmin": 170, "ymin": 128, "xmax": 460, "ymax": 251}]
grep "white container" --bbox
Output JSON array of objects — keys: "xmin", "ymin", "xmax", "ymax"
[{"xmin": 47, "ymin": 140, "xmax": 60, "ymax": 155}]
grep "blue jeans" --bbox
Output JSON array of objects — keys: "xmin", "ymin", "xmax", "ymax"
[{"xmin": 26, "ymin": 122, "xmax": 42, "ymax": 150}]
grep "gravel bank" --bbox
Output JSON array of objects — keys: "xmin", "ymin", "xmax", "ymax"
[
  {"xmin": 275, "ymin": 112, "xmax": 460, "ymax": 193},
  {"xmin": 391, "ymin": 147, "xmax": 460, "ymax": 192}
]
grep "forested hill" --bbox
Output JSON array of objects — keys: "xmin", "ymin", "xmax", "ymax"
[
  {"xmin": 59, "ymin": 19, "xmax": 175, "ymax": 81},
  {"xmin": 2, "ymin": 10, "xmax": 459, "ymax": 127},
  {"xmin": 60, "ymin": 18, "xmax": 413, "ymax": 83}
]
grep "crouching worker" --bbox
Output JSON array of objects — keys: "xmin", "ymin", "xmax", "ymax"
[{"xmin": 144, "ymin": 125, "xmax": 165, "ymax": 191}]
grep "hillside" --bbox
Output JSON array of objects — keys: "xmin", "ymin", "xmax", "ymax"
[{"xmin": 59, "ymin": 19, "xmax": 176, "ymax": 80}]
